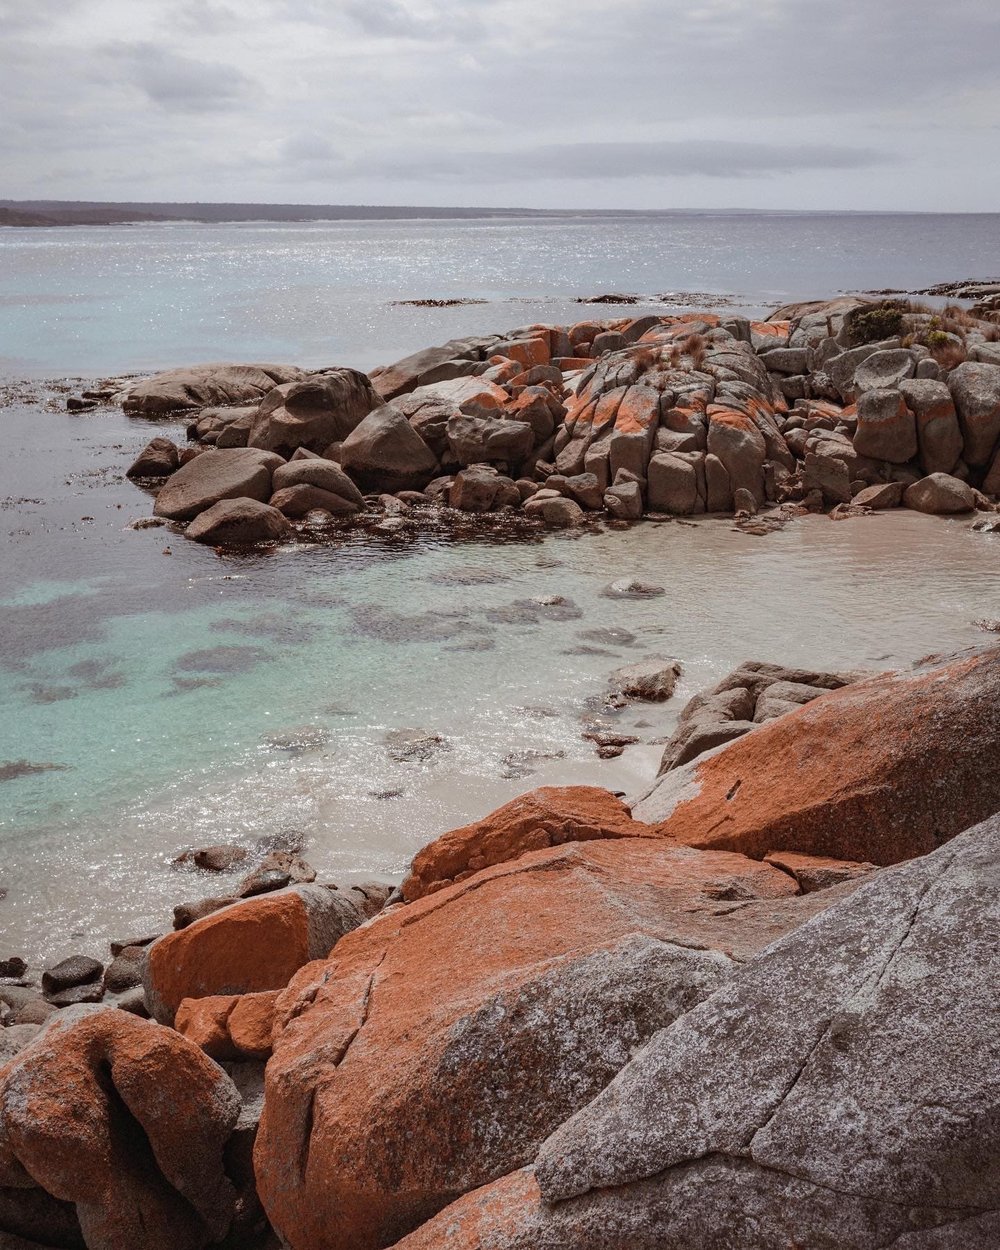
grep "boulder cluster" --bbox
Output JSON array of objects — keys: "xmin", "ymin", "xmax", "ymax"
[
  {"xmin": 124, "ymin": 295, "xmax": 1000, "ymax": 542},
  {"xmin": 2, "ymin": 642, "xmax": 999, "ymax": 1248}
]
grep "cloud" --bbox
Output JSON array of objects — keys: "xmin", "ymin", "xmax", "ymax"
[
  {"xmin": 0, "ymin": 0, "xmax": 997, "ymax": 209},
  {"xmin": 281, "ymin": 0, "xmax": 487, "ymax": 40},
  {"xmin": 375, "ymin": 139, "xmax": 888, "ymax": 181},
  {"xmin": 102, "ymin": 41, "xmax": 255, "ymax": 112}
]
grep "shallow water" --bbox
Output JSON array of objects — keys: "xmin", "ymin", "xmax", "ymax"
[
  {"xmin": 2, "ymin": 212, "xmax": 998, "ymax": 376},
  {"xmin": 2, "ymin": 403, "xmax": 999, "ymax": 961}
]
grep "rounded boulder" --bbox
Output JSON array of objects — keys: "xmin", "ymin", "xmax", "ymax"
[
  {"xmin": 152, "ymin": 447, "xmax": 283, "ymax": 522},
  {"xmin": 185, "ymin": 497, "xmax": 292, "ymax": 544}
]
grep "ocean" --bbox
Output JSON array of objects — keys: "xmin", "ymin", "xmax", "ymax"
[
  {"xmin": 1, "ymin": 211, "xmax": 999, "ymax": 960},
  {"xmin": 2, "ymin": 211, "xmax": 998, "ymax": 377}
]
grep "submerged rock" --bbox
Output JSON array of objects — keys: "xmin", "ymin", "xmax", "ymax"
[
  {"xmin": 384, "ymin": 728, "xmax": 451, "ymax": 763},
  {"xmin": 602, "ymin": 578, "xmax": 666, "ymax": 598}
]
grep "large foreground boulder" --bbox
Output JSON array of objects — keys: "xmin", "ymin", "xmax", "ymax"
[
  {"xmin": 248, "ymin": 370, "xmax": 384, "ymax": 455},
  {"xmin": 399, "ymin": 817, "xmax": 1000, "ymax": 1249},
  {"xmin": 0, "ymin": 1008, "xmax": 241, "ymax": 1250},
  {"xmin": 152, "ymin": 447, "xmax": 283, "ymax": 522},
  {"xmin": 142, "ymin": 883, "xmax": 376, "ymax": 1024},
  {"xmin": 122, "ymin": 363, "xmax": 303, "ymax": 415},
  {"xmin": 255, "ymin": 837, "xmax": 867, "ymax": 1250},
  {"xmin": 635, "ymin": 644, "xmax": 1000, "ymax": 865}
]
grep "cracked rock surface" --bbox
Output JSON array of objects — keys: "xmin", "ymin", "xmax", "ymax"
[
  {"xmin": 254, "ymin": 837, "xmax": 862, "ymax": 1250},
  {"xmin": 396, "ymin": 814, "xmax": 1000, "ymax": 1249}
]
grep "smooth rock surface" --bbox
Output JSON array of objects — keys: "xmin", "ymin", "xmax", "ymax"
[
  {"xmin": 123, "ymin": 362, "xmax": 302, "ymax": 415},
  {"xmin": 185, "ymin": 497, "xmax": 292, "ymax": 545},
  {"xmin": 142, "ymin": 883, "xmax": 373, "ymax": 1024},
  {"xmin": 152, "ymin": 448, "xmax": 283, "ymax": 522}
]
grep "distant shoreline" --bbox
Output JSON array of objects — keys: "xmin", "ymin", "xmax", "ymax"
[{"xmin": 3, "ymin": 202, "xmax": 1000, "ymax": 228}]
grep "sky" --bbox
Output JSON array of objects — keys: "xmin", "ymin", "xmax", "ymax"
[{"xmin": 2, "ymin": 0, "xmax": 999, "ymax": 211}]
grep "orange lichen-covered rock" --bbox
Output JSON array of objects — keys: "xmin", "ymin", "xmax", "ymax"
[
  {"xmin": 706, "ymin": 406, "xmax": 768, "ymax": 504},
  {"xmin": 635, "ymin": 644, "xmax": 1000, "ymax": 866},
  {"xmin": 143, "ymin": 883, "xmax": 372, "ymax": 1024},
  {"xmin": 401, "ymin": 785, "xmax": 648, "ymax": 901},
  {"xmin": 175, "ymin": 989, "xmax": 279, "ymax": 1060},
  {"xmin": 0, "ymin": 1008, "xmax": 241, "ymax": 1250},
  {"xmin": 395, "ymin": 818, "xmax": 1000, "ymax": 1250},
  {"xmin": 492, "ymin": 336, "xmax": 550, "ymax": 370},
  {"xmin": 254, "ymin": 837, "xmax": 863, "ymax": 1250}
]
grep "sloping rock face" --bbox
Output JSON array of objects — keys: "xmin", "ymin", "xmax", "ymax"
[
  {"xmin": 0, "ymin": 1008, "xmax": 241, "ymax": 1250},
  {"xmin": 401, "ymin": 785, "xmax": 646, "ymax": 901},
  {"xmin": 142, "ymin": 883, "xmax": 373, "ymax": 1024},
  {"xmin": 247, "ymin": 370, "xmax": 384, "ymax": 455},
  {"xmin": 123, "ymin": 363, "xmax": 303, "ymax": 415},
  {"xmin": 635, "ymin": 644, "xmax": 1000, "ymax": 865},
  {"xmin": 397, "ymin": 817, "xmax": 1000, "ymax": 1249},
  {"xmin": 152, "ymin": 447, "xmax": 283, "ymax": 521},
  {"xmin": 255, "ymin": 837, "xmax": 866, "ymax": 1250},
  {"xmin": 369, "ymin": 336, "xmax": 502, "ymax": 400}
]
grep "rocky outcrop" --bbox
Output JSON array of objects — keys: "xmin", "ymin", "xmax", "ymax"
[
  {"xmin": 255, "ymin": 837, "xmax": 862, "ymax": 1250},
  {"xmin": 152, "ymin": 447, "xmax": 283, "ymax": 522},
  {"xmin": 123, "ymin": 363, "xmax": 303, "ymax": 415},
  {"xmin": 397, "ymin": 816, "xmax": 1000, "ymax": 1250},
  {"xmin": 130, "ymin": 299, "xmax": 1000, "ymax": 533},
  {"xmin": 142, "ymin": 883, "xmax": 376, "ymax": 1024},
  {"xmin": 635, "ymin": 644, "xmax": 1000, "ymax": 865},
  {"xmin": 247, "ymin": 369, "xmax": 384, "ymax": 455},
  {"xmin": 0, "ymin": 1008, "xmax": 241, "ymax": 1250}
]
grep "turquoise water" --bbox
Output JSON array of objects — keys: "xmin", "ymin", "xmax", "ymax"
[
  {"xmin": 2, "ymin": 213, "xmax": 998, "ymax": 376},
  {"xmin": 2, "ymin": 402, "xmax": 1000, "ymax": 960}
]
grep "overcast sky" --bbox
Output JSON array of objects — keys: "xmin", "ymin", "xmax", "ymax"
[{"xmin": 2, "ymin": 0, "xmax": 998, "ymax": 210}]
